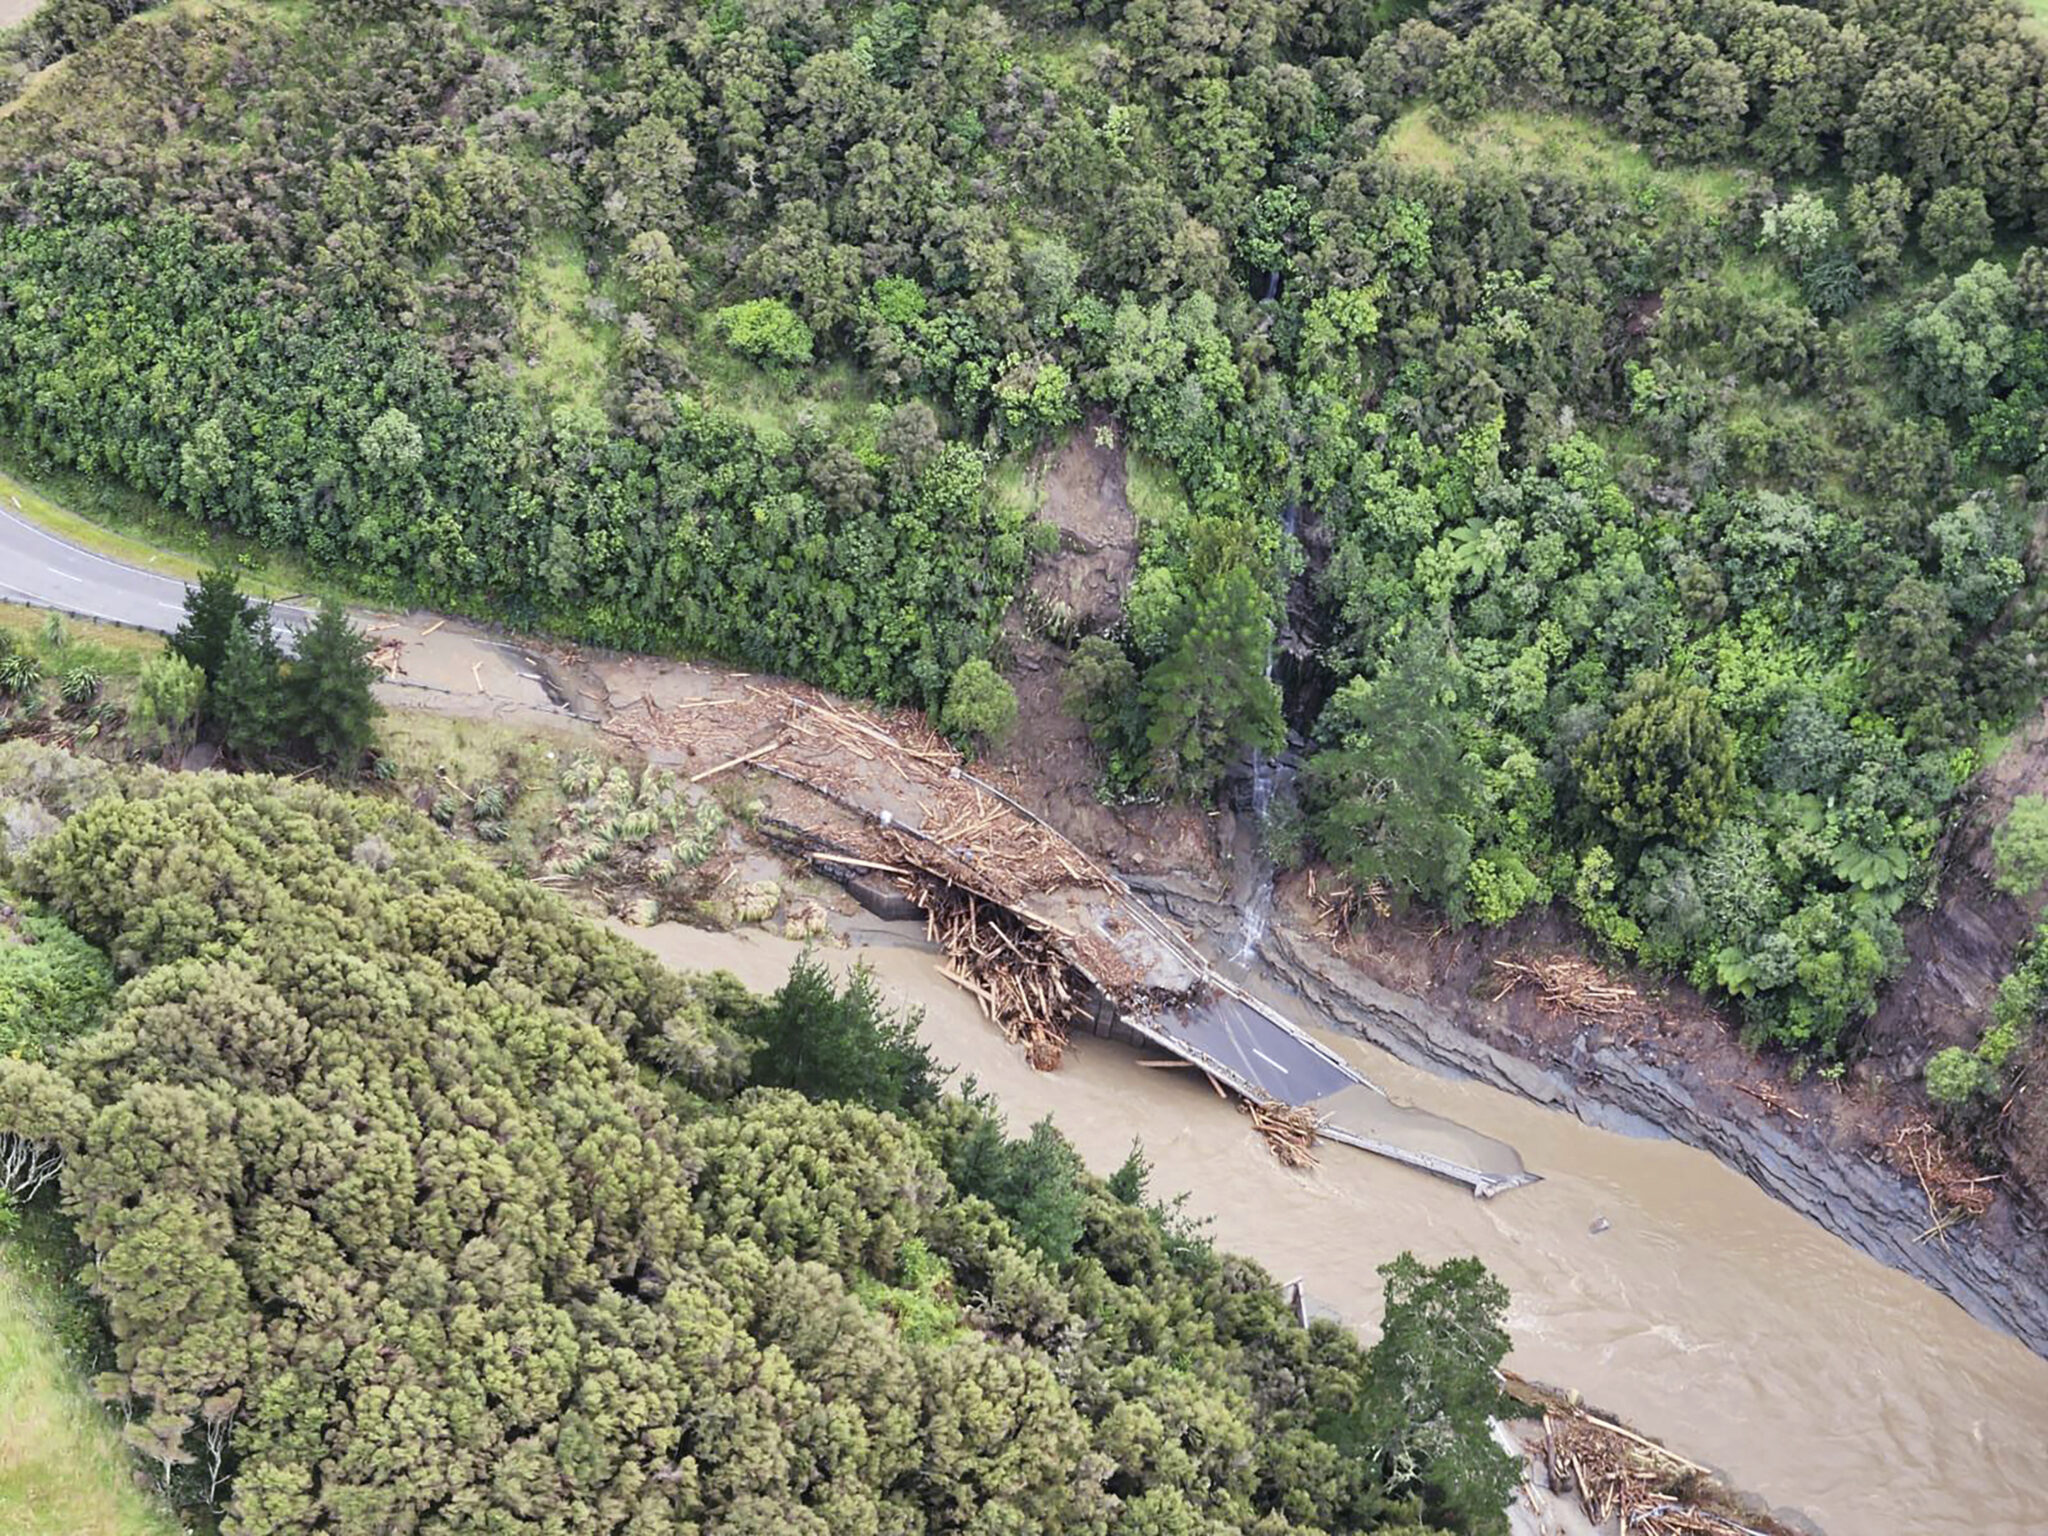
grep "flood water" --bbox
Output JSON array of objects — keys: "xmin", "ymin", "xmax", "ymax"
[{"xmin": 621, "ymin": 920, "xmax": 2048, "ymax": 1536}]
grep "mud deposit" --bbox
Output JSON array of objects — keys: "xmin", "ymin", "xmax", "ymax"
[{"xmin": 620, "ymin": 918, "xmax": 2048, "ymax": 1536}]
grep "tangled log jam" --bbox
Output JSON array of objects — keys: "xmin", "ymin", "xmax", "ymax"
[
  {"xmin": 607, "ymin": 678, "xmax": 1106, "ymax": 903},
  {"xmin": 1244, "ymin": 1098, "xmax": 1323, "ymax": 1168},
  {"xmin": 1491, "ymin": 954, "xmax": 1643, "ymax": 1023},
  {"xmin": 1886, "ymin": 1119, "xmax": 1998, "ymax": 1236},
  {"xmin": 1506, "ymin": 1374, "xmax": 1800, "ymax": 1536},
  {"xmin": 914, "ymin": 879, "xmax": 1086, "ymax": 1070}
]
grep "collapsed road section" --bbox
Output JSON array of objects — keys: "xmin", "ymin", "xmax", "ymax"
[{"xmin": 600, "ymin": 662, "xmax": 1539, "ymax": 1198}]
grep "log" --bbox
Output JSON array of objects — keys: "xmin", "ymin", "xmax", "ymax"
[
  {"xmin": 1575, "ymin": 1411, "xmax": 1709, "ymax": 1476},
  {"xmin": 807, "ymin": 852, "xmax": 913, "ymax": 875},
  {"xmin": 689, "ymin": 740, "xmax": 780, "ymax": 784}
]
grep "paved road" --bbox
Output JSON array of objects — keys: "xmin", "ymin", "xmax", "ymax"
[
  {"xmin": 0, "ymin": 501, "xmax": 312, "ymax": 634},
  {"xmin": 0, "ymin": 499, "xmax": 580, "ymax": 717}
]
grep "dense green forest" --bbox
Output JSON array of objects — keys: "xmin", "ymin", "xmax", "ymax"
[
  {"xmin": 5, "ymin": 0, "xmax": 2048, "ymax": 1062},
  {"xmin": 0, "ymin": 746, "xmax": 1516, "ymax": 1536}
]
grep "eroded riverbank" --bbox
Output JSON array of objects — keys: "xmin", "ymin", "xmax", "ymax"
[{"xmin": 618, "ymin": 915, "xmax": 2048, "ymax": 1536}]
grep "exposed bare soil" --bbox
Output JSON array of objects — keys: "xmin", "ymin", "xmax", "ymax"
[
  {"xmin": 983, "ymin": 419, "xmax": 1217, "ymax": 880},
  {"xmin": 1858, "ymin": 702, "xmax": 2048, "ymax": 1216},
  {"xmin": 1026, "ymin": 412, "xmax": 1136, "ymax": 629}
]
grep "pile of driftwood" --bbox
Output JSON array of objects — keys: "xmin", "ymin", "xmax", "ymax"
[
  {"xmin": 1509, "ymin": 1374, "xmax": 1792, "ymax": 1536},
  {"xmin": 1887, "ymin": 1119, "xmax": 1998, "ymax": 1237},
  {"xmin": 368, "ymin": 636, "xmax": 407, "ymax": 678},
  {"xmin": 1244, "ymin": 1098, "xmax": 1323, "ymax": 1168},
  {"xmin": 607, "ymin": 677, "xmax": 1105, "ymax": 902},
  {"xmin": 915, "ymin": 878, "xmax": 1084, "ymax": 1070},
  {"xmin": 1306, "ymin": 868, "xmax": 1389, "ymax": 940},
  {"xmin": 1491, "ymin": 954, "xmax": 1643, "ymax": 1022}
]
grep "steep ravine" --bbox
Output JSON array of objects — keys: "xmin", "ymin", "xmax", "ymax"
[{"xmin": 1132, "ymin": 873, "xmax": 2048, "ymax": 1357}]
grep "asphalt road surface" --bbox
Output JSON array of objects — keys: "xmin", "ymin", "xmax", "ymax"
[
  {"xmin": 0, "ymin": 501, "xmax": 312, "ymax": 635},
  {"xmin": 0, "ymin": 500, "xmax": 580, "ymax": 718}
]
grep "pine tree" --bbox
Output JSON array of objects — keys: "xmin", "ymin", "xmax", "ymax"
[
  {"xmin": 169, "ymin": 566, "xmax": 253, "ymax": 685},
  {"xmin": 213, "ymin": 607, "xmax": 287, "ymax": 760},
  {"xmin": 284, "ymin": 603, "xmax": 381, "ymax": 771},
  {"xmin": 1307, "ymin": 623, "xmax": 1481, "ymax": 908},
  {"xmin": 749, "ymin": 954, "xmax": 940, "ymax": 1113},
  {"xmin": 1138, "ymin": 566, "xmax": 1284, "ymax": 799}
]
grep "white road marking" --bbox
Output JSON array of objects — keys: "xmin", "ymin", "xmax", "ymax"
[{"xmin": 1251, "ymin": 1048, "xmax": 1290, "ymax": 1074}]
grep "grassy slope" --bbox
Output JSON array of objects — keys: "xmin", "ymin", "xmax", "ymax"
[
  {"xmin": 0, "ymin": 1218, "xmax": 187, "ymax": 1536},
  {"xmin": 1378, "ymin": 105, "xmax": 1743, "ymax": 217},
  {"xmin": 514, "ymin": 232, "xmax": 615, "ymax": 420}
]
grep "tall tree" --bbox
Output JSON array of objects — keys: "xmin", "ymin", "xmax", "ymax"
[
  {"xmin": 284, "ymin": 603, "xmax": 381, "ymax": 771},
  {"xmin": 213, "ymin": 607, "xmax": 287, "ymax": 760},
  {"xmin": 1139, "ymin": 566, "xmax": 1284, "ymax": 799},
  {"xmin": 1357, "ymin": 1254, "xmax": 1518, "ymax": 1536},
  {"xmin": 1307, "ymin": 624, "xmax": 1481, "ymax": 909},
  {"xmin": 747, "ymin": 954, "xmax": 940, "ymax": 1113},
  {"xmin": 168, "ymin": 567, "xmax": 253, "ymax": 686},
  {"xmin": 1572, "ymin": 671, "xmax": 1737, "ymax": 849}
]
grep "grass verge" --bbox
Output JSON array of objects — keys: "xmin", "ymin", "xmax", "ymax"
[
  {"xmin": 0, "ymin": 1207, "xmax": 188, "ymax": 1536},
  {"xmin": 0, "ymin": 604, "xmax": 160, "ymax": 674},
  {"xmin": 0, "ymin": 448, "xmax": 323, "ymax": 603}
]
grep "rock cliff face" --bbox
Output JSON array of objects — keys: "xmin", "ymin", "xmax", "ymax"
[{"xmin": 1133, "ymin": 876, "xmax": 2048, "ymax": 1358}]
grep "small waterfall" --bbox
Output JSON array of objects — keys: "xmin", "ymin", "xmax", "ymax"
[{"xmin": 1229, "ymin": 500, "xmax": 1301, "ymax": 966}]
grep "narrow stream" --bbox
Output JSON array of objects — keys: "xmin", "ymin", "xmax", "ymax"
[{"xmin": 620, "ymin": 919, "xmax": 2048, "ymax": 1536}]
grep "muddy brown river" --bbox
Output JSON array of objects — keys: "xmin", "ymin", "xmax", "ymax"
[{"xmin": 622, "ymin": 920, "xmax": 2048, "ymax": 1536}]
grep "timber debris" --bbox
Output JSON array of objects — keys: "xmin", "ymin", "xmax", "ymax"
[
  {"xmin": 1306, "ymin": 868, "xmax": 1388, "ymax": 939},
  {"xmin": 605, "ymin": 677, "xmax": 1105, "ymax": 903},
  {"xmin": 1886, "ymin": 1119, "xmax": 1997, "ymax": 1238},
  {"xmin": 1244, "ymin": 1098, "xmax": 1322, "ymax": 1168},
  {"xmin": 1505, "ymin": 1373, "xmax": 1800, "ymax": 1536},
  {"xmin": 917, "ymin": 878, "xmax": 1084, "ymax": 1070},
  {"xmin": 1491, "ymin": 954, "xmax": 1643, "ymax": 1023}
]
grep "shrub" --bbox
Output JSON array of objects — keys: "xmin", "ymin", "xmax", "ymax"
[
  {"xmin": 129, "ymin": 652, "xmax": 206, "ymax": 751},
  {"xmin": 938, "ymin": 658, "xmax": 1018, "ymax": 749},
  {"xmin": 0, "ymin": 893, "xmax": 112, "ymax": 1056},
  {"xmin": 711, "ymin": 298, "xmax": 814, "ymax": 368},
  {"xmin": 1925, "ymin": 1046, "xmax": 1991, "ymax": 1107},
  {"xmin": 0, "ymin": 651, "xmax": 42, "ymax": 695},
  {"xmin": 1994, "ymin": 795, "xmax": 2048, "ymax": 896},
  {"xmin": 1759, "ymin": 191, "xmax": 1837, "ymax": 267},
  {"xmin": 57, "ymin": 663, "xmax": 101, "ymax": 706},
  {"xmin": 1919, "ymin": 185, "xmax": 1994, "ymax": 269}
]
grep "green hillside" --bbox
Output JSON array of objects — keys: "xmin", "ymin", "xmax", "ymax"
[{"xmin": 2, "ymin": 0, "xmax": 2047, "ymax": 1063}]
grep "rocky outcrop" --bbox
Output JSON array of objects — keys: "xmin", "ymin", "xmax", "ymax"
[{"xmin": 1133, "ymin": 874, "xmax": 2048, "ymax": 1358}]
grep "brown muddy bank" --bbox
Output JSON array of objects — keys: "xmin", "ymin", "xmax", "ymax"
[{"xmin": 615, "ymin": 915, "xmax": 2048, "ymax": 1536}]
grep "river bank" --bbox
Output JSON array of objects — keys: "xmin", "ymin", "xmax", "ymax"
[
  {"xmin": 1127, "ymin": 869, "xmax": 2048, "ymax": 1359},
  {"xmin": 613, "ymin": 913, "xmax": 2048, "ymax": 1536}
]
